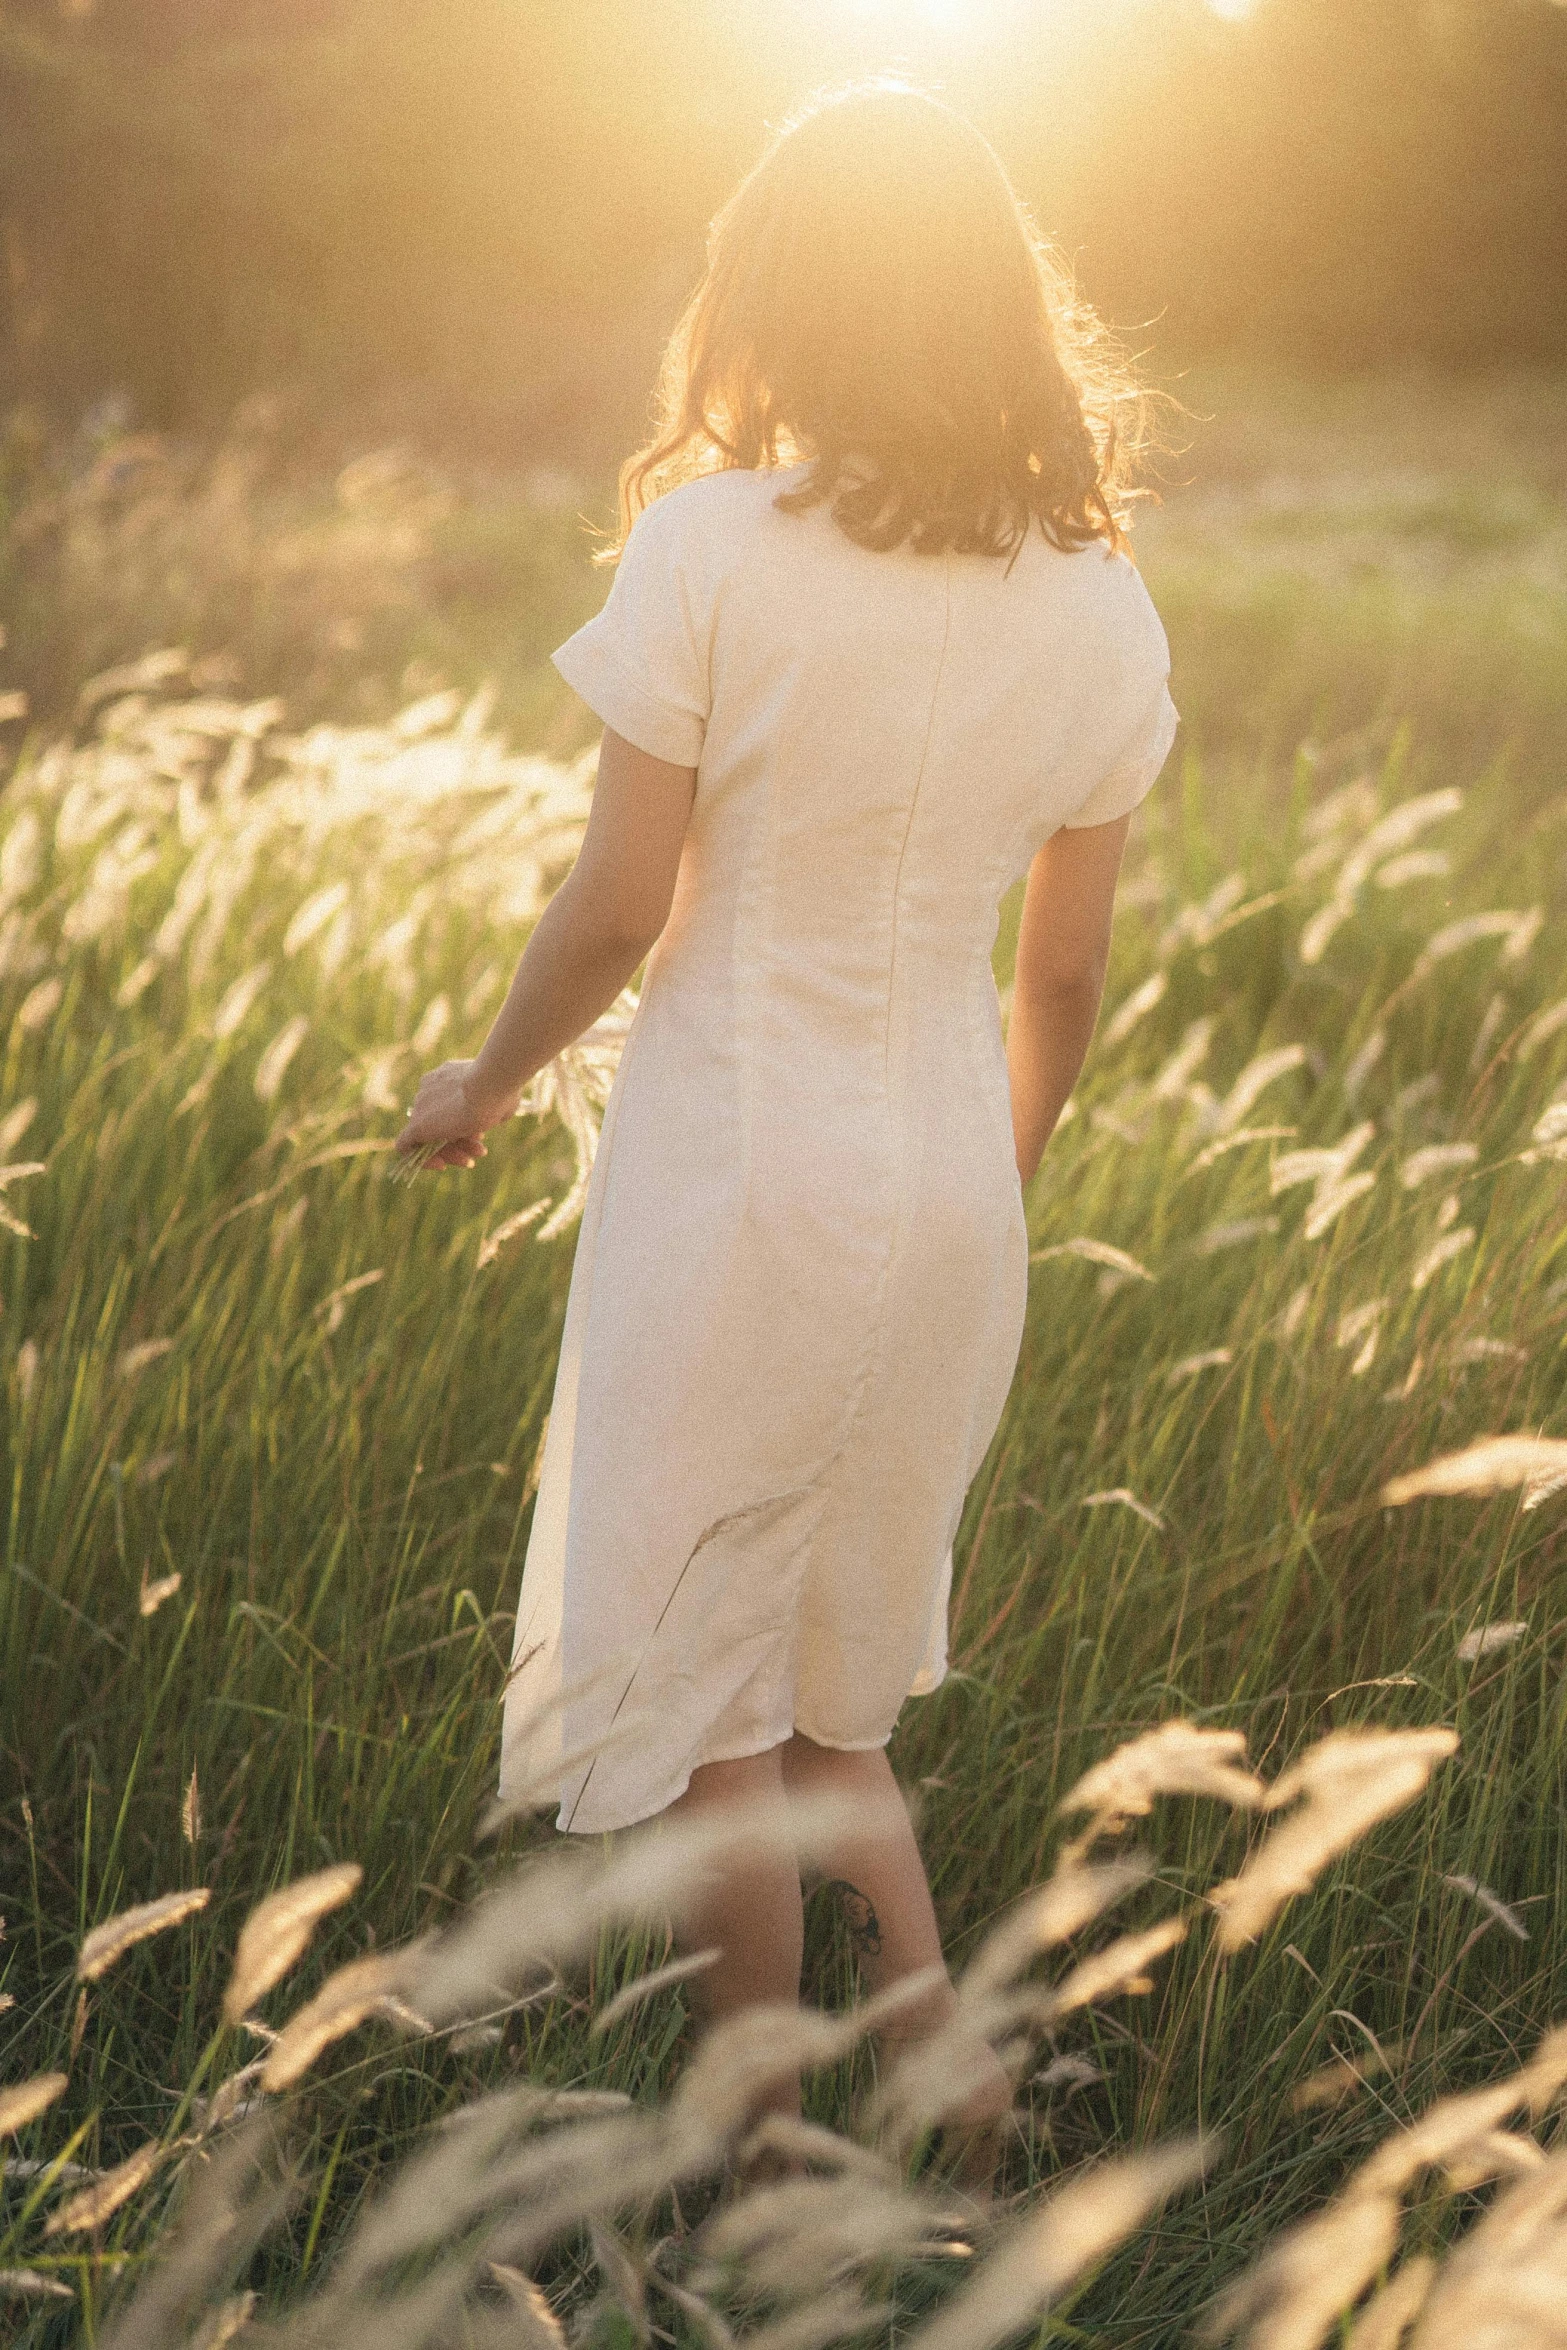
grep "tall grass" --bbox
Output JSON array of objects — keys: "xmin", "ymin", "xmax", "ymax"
[
  {"xmin": 2, "ymin": 378, "xmax": 1567, "ymax": 2341},
  {"xmin": 10, "ymin": 1721, "xmax": 1551, "ymax": 2350}
]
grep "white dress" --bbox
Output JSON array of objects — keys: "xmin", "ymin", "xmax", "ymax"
[{"xmin": 499, "ymin": 465, "xmax": 1177, "ymax": 1835}]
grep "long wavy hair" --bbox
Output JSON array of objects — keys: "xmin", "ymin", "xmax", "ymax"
[{"xmin": 616, "ymin": 81, "xmax": 1147, "ymax": 564}]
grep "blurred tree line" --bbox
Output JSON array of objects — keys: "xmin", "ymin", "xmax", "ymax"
[{"xmin": 1, "ymin": 0, "xmax": 1564, "ymax": 458}]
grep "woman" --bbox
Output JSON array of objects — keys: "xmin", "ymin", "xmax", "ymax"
[{"xmin": 398, "ymin": 81, "xmax": 1176, "ymax": 2139}]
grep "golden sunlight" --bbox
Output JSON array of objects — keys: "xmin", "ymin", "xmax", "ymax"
[{"xmin": 834, "ymin": 0, "xmax": 973, "ymax": 22}]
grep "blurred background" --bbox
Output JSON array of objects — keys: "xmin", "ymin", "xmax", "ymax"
[
  {"xmin": 5, "ymin": 0, "xmax": 1567, "ymax": 441},
  {"xmin": 0, "ymin": 0, "xmax": 1564, "ymax": 756}
]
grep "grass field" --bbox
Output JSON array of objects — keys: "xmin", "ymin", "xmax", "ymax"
[{"xmin": 2, "ymin": 373, "xmax": 1566, "ymax": 2345}]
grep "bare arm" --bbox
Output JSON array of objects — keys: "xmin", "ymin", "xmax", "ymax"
[
  {"xmin": 1008, "ymin": 814, "xmax": 1131, "ymax": 1185},
  {"xmin": 396, "ymin": 729, "xmax": 696, "ymax": 1170}
]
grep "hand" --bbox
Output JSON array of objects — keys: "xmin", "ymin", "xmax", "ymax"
[{"xmin": 395, "ymin": 1058, "xmax": 515, "ymax": 1173}]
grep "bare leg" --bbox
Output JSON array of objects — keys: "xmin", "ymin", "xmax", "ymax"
[
  {"xmin": 658, "ymin": 1736, "xmax": 1007, "ymax": 2179},
  {"xmin": 780, "ymin": 1735, "xmax": 1012, "ymax": 2143},
  {"xmin": 663, "ymin": 1744, "xmax": 805, "ymax": 2125},
  {"xmin": 780, "ymin": 1737, "xmax": 948, "ymax": 2022}
]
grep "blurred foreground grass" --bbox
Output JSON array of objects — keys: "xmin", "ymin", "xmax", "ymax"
[{"xmin": 1, "ymin": 374, "xmax": 1565, "ymax": 2343}]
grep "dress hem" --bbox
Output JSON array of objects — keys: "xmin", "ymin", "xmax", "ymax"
[
  {"xmin": 550, "ymin": 1688, "xmax": 944, "ymax": 1838},
  {"xmin": 553, "ymin": 1727, "xmax": 796, "ymax": 1839}
]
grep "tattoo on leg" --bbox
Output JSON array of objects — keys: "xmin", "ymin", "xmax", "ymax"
[{"xmin": 826, "ymin": 1879, "xmax": 883, "ymax": 1958}]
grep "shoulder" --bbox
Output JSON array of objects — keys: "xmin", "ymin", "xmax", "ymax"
[
  {"xmin": 1050, "ymin": 534, "xmax": 1158, "ymax": 607},
  {"xmin": 630, "ymin": 467, "xmax": 789, "ymax": 551},
  {"xmin": 1046, "ymin": 536, "xmax": 1169, "ymax": 664},
  {"xmin": 621, "ymin": 470, "xmax": 798, "ymax": 625}
]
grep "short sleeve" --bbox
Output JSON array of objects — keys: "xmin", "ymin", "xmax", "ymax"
[
  {"xmin": 1061, "ymin": 672, "xmax": 1179, "ymax": 830},
  {"xmin": 551, "ymin": 498, "xmax": 710, "ymax": 768}
]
